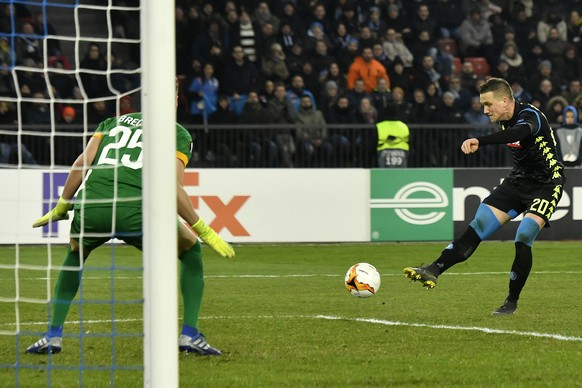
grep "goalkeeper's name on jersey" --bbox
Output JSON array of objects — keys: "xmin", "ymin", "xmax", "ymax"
[{"xmin": 118, "ymin": 114, "xmax": 142, "ymax": 127}]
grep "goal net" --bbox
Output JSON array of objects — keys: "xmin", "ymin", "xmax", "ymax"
[{"xmin": 0, "ymin": 1, "xmax": 176, "ymax": 386}]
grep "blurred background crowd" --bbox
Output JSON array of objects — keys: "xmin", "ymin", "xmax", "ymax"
[{"xmin": 0, "ymin": 0, "xmax": 581, "ymax": 168}]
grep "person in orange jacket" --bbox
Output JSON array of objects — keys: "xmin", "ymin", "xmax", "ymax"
[{"xmin": 347, "ymin": 46, "xmax": 390, "ymax": 93}]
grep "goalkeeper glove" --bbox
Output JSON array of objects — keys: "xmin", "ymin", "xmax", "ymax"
[
  {"xmin": 192, "ymin": 218, "xmax": 235, "ymax": 258},
  {"xmin": 32, "ymin": 197, "xmax": 73, "ymax": 228}
]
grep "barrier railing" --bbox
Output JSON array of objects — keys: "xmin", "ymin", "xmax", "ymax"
[{"xmin": 0, "ymin": 123, "xmax": 515, "ymax": 168}]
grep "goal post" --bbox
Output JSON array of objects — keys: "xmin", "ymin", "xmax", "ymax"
[{"xmin": 141, "ymin": 0, "xmax": 178, "ymax": 387}]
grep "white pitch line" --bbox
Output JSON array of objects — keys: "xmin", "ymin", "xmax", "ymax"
[
  {"xmin": 2, "ymin": 314, "xmax": 581, "ymax": 343},
  {"xmin": 15, "ymin": 270, "xmax": 582, "ymax": 281}
]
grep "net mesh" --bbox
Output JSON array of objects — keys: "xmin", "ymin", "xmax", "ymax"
[{"xmin": 0, "ymin": 0, "xmax": 143, "ymax": 386}]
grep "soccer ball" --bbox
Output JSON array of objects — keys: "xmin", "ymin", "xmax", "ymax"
[{"xmin": 344, "ymin": 263, "xmax": 381, "ymax": 298}]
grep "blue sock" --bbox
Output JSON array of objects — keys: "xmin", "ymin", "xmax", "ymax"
[
  {"xmin": 48, "ymin": 325, "xmax": 63, "ymax": 337},
  {"xmin": 181, "ymin": 324, "xmax": 199, "ymax": 338}
]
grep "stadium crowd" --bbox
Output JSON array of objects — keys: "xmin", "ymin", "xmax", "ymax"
[{"xmin": 0, "ymin": 0, "xmax": 582, "ymax": 168}]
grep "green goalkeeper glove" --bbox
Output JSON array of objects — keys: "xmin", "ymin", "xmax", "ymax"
[
  {"xmin": 32, "ymin": 197, "xmax": 73, "ymax": 228},
  {"xmin": 192, "ymin": 218, "xmax": 235, "ymax": 258}
]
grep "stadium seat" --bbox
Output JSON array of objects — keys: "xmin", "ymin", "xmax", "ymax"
[
  {"xmin": 452, "ymin": 57, "xmax": 462, "ymax": 75},
  {"xmin": 464, "ymin": 57, "xmax": 490, "ymax": 76},
  {"xmin": 437, "ymin": 38, "xmax": 458, "ymax": 56}
]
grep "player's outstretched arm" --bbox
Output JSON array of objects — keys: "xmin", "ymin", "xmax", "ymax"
[
  {"xmin": 32, "ymin": 135, "xmax": 102, "ymax": 228},
  {"xmin": 176, "ymin": 159, "xmax": 235, "ymax": 258}
]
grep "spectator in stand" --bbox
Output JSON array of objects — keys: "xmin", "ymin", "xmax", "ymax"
[
  {"xmin": 22, "ymin": 91, "xmax": 52, "ymax": 164},
  {"xmin": 319, "ymin": 80, "xmax": 340, "ymax": 121},
  {"xmin": 320, "ymin": 62, "xmax": 347, "ymax": 96},
  {"xmin": 0, "ymin": 37, "xmax": 11, "ymax": 65},
  {"xmin": 347, "ymin": 47, "xmax": 389, "ymax": 94},
  {"xmin": 537, "ymin": 9, "xmax": 567, "ymax": 45},
  {"xmin": 254, "ymin": 2, "xmax": 280, "ymax": 33},
  {"xmin": 0, "ymin": 100, "xmax": 37, "ymax": 165},
  {"xmin": 118, "ymin": 96, "xmax": 135, "ymax": 116},
  {"xmin": 510, "ymin": 6, "xmax": 537, "ymax": 51},
  {"xmin": 87, "ymin": 100, "xmax": 112, "ymax": 125},
  {"xmin": 446, "ymin": 74, "xmax": 473, "ymax": 112},
  {"xmin": 545, "ymin": 95, "xmax": 569, "ymax": 124},
  {"xmin": 523, "ymin": 40, "xmax": 545, "ymax": 76},
  {"xmin": 231, "ymin": 11, "xmax": 260, "ymax": 64},
  {"xmin": 372, "ymin": 77, "xmax": 392, "ymax": 120},
  {"xmin": 384, "ymin": 86, "xmax": 411, "ymax": 122},
  {"xmin": 15, "ymin": 22, "xmax": 42, "ymax": 64},
  {"xmin": 566, "ymin": 9, "xmax": 582, "ymax": 50},
  {"xmin": 0, "ymin": 64, "xmax": 16, "ymax": 97},
  {"xmin": 192, "ymin": 17, "xmax": 230, "ymax": 64},
  {"xmin": 543, "ymin": 26, "xmax": 568, "ymax": 67},
  {"xmin": 261, "ymin": 43, "xmax": 290, "ymax": 83},
  {"xmin": 388, "ymin": 58, "xmax": 412, "ymax": 99},
  {"xmin": 188, "ymin": 62, "xmax": 219, "ymax": 123},
  {"xmin": 207, "ymin": 95, "xmax": 238, "ymax": 167},
  {"xmin": 299, "ymin": 61, "xmax": 321, "ymax": 101},
  {"xmin": 556, "ymin": 45, "xmax": 582, "ymax": 85},
  {"xmin": 336, "ymin": 5, "xmax": 359, "ymax": 36},
  {"xmin": 304, "ymin": 22, "xmax": 333, "ymax": 54},
  {"xmin": 364, "ymin": 6, "xmax": 387, "ymax": 39},
  {"xmin": 433, "ymin": 0, "xmax": 464, "ymax": 40},
  {"xmin": 511, "ymin": 79, "xmax": 533, "ymax": 103},
  {"xmin": 258, "ymin": 79, "xmax": 275, "ymax": 105},
  {"xmin": 239, "ymin": 91, "xmax": 278, "ymax": 167},
  {"xmin": 474, "ymin": 0, "xmax": 503, "ymax": 20},
  {"xmin": 492, "ymin": 59, "xmax": 512, "ymax": 82},
  {"xmin": 358, "ymin": 26, "xmax": 377, "ymax": 50},
  {"xmin": 460, "ymin": 61, "xmax": 478, "ymax": 92},
  {"xmin": 278, "ymin": 22, "xmax": 299, "ymax": 56},
  {"xmin": 347, "ymin": 79, "xmax": 370, "ymax": 112},
  {"xmin": 286, "ymin": 74, "xmax": 316, "ymax": 112},
  {"xmin": 528, "ymin": 60, "xmax": 563, "ymax": 96},
  {"xmin": 464, "ymin": 95, "xmax": 491, "ymax": 130},
  {"xmin": 311, "ymin": 40, "xmax": 336, "ymax": 79},
  {"xmin": 459, "ymin": 8, "xmax": 494, "ymax": 60},
  {"xmin": 285, "ymin": 42, "xmax": 306, "ymax": 75},
  {"xmin": 309, "ymin": 3, "xmax": 332, "ymax": 35},
  {"xmin": 555, "ymin": 105, "xmax": 582, "ymax": 167},
  {"xmin": 413, "ymin": 55, "xmax": 442, "ymax": 92},
  {"xmin": 279, "ymin": 1, "xmax": 304, "ymax": 37},
  {"xmin": 425, "ymin": 82, "xmax": 441, "ymax": 110},
  {"xmin": 372, "ymin": 42, "xmax": 391, "ymax": 73},
  {"xmin": 48, "ymin": 59, "xmax": 76, "ymax": 100},
  {"xmin": 385, "ymin": 4, "xmax": 412, "ymax": 42},
  {"xmin": 531, "ymin": 79, "xmax": 555, "ymax": 110},
  {"xmin": 409, "ymin": 88, "xmax": 435, "ymax": 124},
  {"xmin": 32, "ymin": 11, "xmax": 60, "ymax": 56},
  {"xmin": 382, "ymin": 28, "xmax": 414, "ymax": 68},
  {"xmin": 410, "ymin": 3, "xmax": 438, "ymax": 42},
  {"xmin": 562, "ymin": 79, "xmax": 581, "ymax": 105},
  {"xmin": 79, "ymin": 42, "xmax": 109, "ymax": 98},
  {"xmin": 175, "ymin": 6, "xmax": 192, "ymax": 75},
  {"xmin": 335, "ymin": 37, "xmax": 359, "ymax": 74},
  {"xmin": 220, "ymin": 45, "xmax": 259, "ymax": 115},
  {"xmin": 327, "ymin": 95, "xmax": 356, "ymax": 167},
  {"xmin": 266, "ymin": 83, "xmax": 296, "ymax": 167},
  {"xmin": 408, "ymin": 29, "xmax": 438, "ymax": 68},
  {"xmin": 433, "ymin": 91, "xmax": 466, "ymax": 166},
  {"xmin": 293, "ymin": 94, "xmax": 331, "ymax": 167},
  {"xmin": 17, "ymin": 58, "xmax": 48, "ymax": 96},
  {"xmin": 332, "ymin": 22, "xmax": 354, "ymax": 53},
  {"xmin": 257, "ymin": 22, "xmax": 278, "ymax": 60},
  {"xmin": 499, "ymin": 41, "xmax": 526, "ymax": 79}
]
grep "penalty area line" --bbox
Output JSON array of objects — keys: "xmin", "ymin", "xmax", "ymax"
[
  {"xmin": 2, "ymin": 315, "xmax": 581, "ymax": 342},
  {"xmin": 314, "ymin": 315, "xmax": 582, "ymax": 342}
]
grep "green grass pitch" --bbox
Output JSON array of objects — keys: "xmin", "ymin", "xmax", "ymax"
[{"xmin": 0, "ymin": 242, "xmax": 581, "ymax": 386}]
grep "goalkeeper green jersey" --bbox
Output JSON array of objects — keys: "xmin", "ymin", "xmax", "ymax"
[{"xmin": 77, "ymin": 112, "xmax": 192, "ymax": 208}]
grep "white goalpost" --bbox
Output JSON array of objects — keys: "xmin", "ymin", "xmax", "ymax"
[
  {"xmin": 0, "ymin": 0, "xmax": 179, "ymax": 385},
  {"xmin": 141, "ymin": 0, "xmax": 179, "ymax": 386}
]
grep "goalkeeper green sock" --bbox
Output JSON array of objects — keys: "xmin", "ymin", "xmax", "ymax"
[
  {"xmin": 179, "ymin": 241, "xmax": 204, "ymax": 329},
  {"xmin": 50, "ymin": 246, "xmax": 83, "ymax": 334}
]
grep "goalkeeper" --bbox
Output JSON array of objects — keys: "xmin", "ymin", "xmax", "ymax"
[{"xmin": 26, "ymin": 94, "xmax": 234, "ymax": 356}]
